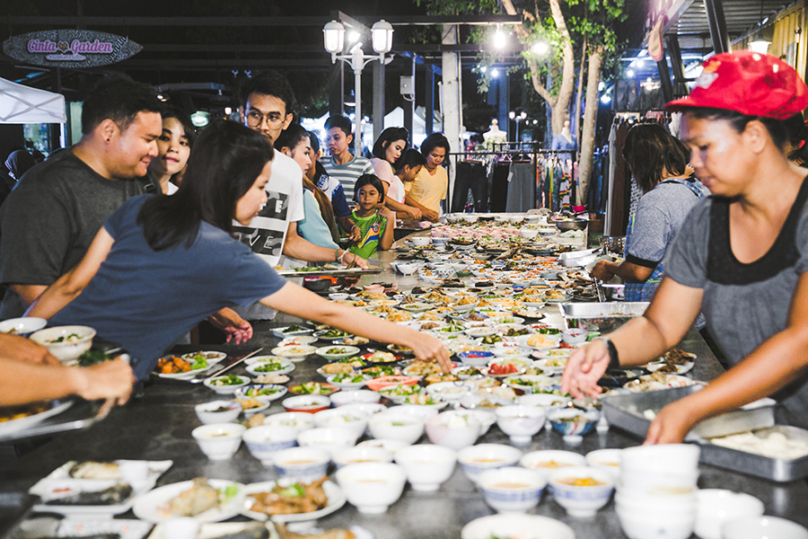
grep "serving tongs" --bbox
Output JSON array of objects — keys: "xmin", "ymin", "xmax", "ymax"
[{"xmin": 190, "ymin": 347, "xmax": 264, "ymax": 384}]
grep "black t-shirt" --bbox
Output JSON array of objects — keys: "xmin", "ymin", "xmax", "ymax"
[{"xmin": 0, "ymin": 151, "xmax": 147, "ymax": 319}]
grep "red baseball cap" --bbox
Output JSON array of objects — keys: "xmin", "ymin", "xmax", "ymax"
[{"xmin": 665, "ymin": 51, "xmax": 808, "ymax": 120}]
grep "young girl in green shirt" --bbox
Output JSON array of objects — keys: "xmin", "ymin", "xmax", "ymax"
[{"xmin": 349, "ymin": 174, "xmax": 395, "ymax": 259}]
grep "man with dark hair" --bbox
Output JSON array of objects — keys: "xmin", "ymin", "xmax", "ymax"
[
  {"xmin": 0, "ymin": 75, "xmax": 163, "ymax": 320},
  {"xmin": 306, "ymin": 131, "xmax": 357, "ymax": 239},
  {"xmin": 322, "ymin": 115, "xmax": 375, "ymax": 202},
  {"xmin": 237, "ymin": 72, "xmax": 367, "ymax": 320}
]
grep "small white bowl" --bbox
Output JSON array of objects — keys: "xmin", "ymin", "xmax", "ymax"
[
  {"xmin": 561, "ymin": 328, "xmax": 588, "ymax": 346},
  {"xmin": 620, "ymin": 444, "xmax": 700, "ymax": 475},
  {"xmin": 242, "ymin": 425, "xmax": 298, "ymax": 465},
  {"xmin": 620, "ymin": 467, "xmax": 699, "ymax": 494},
  {"xmin": 463, "ymin": 409, "xmax": 497, "ymax": 435},
  {"xmin": 425, "ymin": 410, "xmax": 482, "ymax": 450},
  {"xmin": 203, "ymin": 375, "xmax": 249, "ymax": 395},
  {"xmin": 519, "ymin": 450, "xmax": 587, "ymax": 479},
  {"xmin": 336, "ymin": 462, "xmax": 407, "ymax": 514},
  {"xmin": 518, "ymin": 394, "xmax": 571, "ymax": 409},
  {"xmin": 338, "ymin": 402, "xmax": 387, "ymax": 418},
  {"xmin": 495, "ymin": 405, "xmax": 545, "ymax": 445},
  {"xmin": 282, "ymin": 395, "xmax": 331, "ymax": 413},
  {"xmin": 334, "ymin": 446, "xmax": 393, "ymax": 468},
  {"xmin": 29, "ymin": 325, "xmax": 95, "ymax": 364},
  {"xmin": 191, "ymin": 423, "xmax": 245, "ymax": 460},
  {"xmin": 262, "ymin": 412, "xmax": 315, "ymax": 435},
  {"xmin": 330, "ymin": 390, "xmax": 381, "ymax": 407},
  {"xmin": 357, "ymin": 438, "xmax": 410, "ymax": 453},
  {"xmin": 394, "ymin": 444, "xmax": 457, "ymax": 492},
  {"xmin": 411, "ymin": 236, "xmax": 431, "ymax": 247},
  {"xmin": 368, "ymin": 414, "xmax": 425, "ymax": 445},
  {"xmin": 271, "ymin": 446, "xmax": 331, "ymax": 483},
  {"xmin": 458, "ymin": 444, "xmax": 522, "ymax": 483},
  {"xmin": 383, "ymin": 404, "xmax": 440, "ymax": 421},
  {"xmin": 721, "ymin": 516, "xmax": 808, "ymax": 539},
  {"xmin": 325, "ymin": 373, "xmax": 371, "ymax": 390},
  {"xmin": 694, "ymin": 489, "xmax": 764, "ymax": 539},
  {"xmin": 478, "ymin": 466, "xmax": 547, "ymax": 513},
  {"xmin": 585, "ymin": 448, "xmax": 622, "ymax": 479},
  {"xmin": 425, "ymin": 381, "xmax": 473, "ymax": 402},
  {"xmin": 548, "ymin": 466, "xmax": 615, "ymax": 518},
  {"xmin": 194, "ymin": 400, "xmax": 242, "ymax": 425},
  {"xmin": 519, "ymin": 228, "xmax": 539, "ymax": 239},
  {"xmin": 0, "ymin": 317, "xmax": 47, "ymax": 337},
  {"xmin": 329, "ymin": 292, "xmax": 350, "ymax": 300},
  {"xmin": 616, "ymin": 504, "xmax": 696, "ymax": 539},
  {"xmin": 461, "ymin": 514, "xmax": 575, "ymax": 539},
  {"xmin": 297, "ymin": 427, "xmax": 357, "ymax": 457},
  {"xmin": 314, "ymin": 407, "xmax": 369, "ymax": 439}
]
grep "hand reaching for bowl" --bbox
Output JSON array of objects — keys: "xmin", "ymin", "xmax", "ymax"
[
  {"xmin": 561, "ymin": 339, "xmax": 611, "ymax": 399},
  {"xmin": 0, "ymin": 334, "xmax": 60, "ymax": 366}
]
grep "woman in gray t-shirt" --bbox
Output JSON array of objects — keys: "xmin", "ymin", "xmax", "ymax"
[
  {"xmin": 562, "ymin": 51, "xmax": 808, "ymax": 443},
  {"xmin": 592, "ymin": 123, "xmax": 706, "ymax": 303}
]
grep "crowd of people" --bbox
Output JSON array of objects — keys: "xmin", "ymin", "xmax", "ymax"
[{"xmin": 0, "ymin": 69, "xmax": 451, "ymax": 409}]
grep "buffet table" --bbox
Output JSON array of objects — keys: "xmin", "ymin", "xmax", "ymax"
[{"xmin": 2, "ymin": 240, "xmax": 807, "ymax": 539}]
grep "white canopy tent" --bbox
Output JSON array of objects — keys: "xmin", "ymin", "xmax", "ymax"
[{"xmin": 0, "ymin": 77, "xmax": 66, "ymax": 124}]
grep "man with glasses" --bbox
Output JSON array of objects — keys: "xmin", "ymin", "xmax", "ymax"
[
  {"xmin": 236, "ymin": 72, "xmax": 367, "ymax": 320},
  {"xmin": 0, "ymin": 75, "xmax": 163, "ymax": 320}
]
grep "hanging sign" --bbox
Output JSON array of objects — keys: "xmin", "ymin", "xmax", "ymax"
[
  {"xmin": 3, "ymin": 30, "xmax": 141, "ymax": 69},
  {"xmin": 647, "ymin": 19, "xmax": 665, "ymax": 62}
]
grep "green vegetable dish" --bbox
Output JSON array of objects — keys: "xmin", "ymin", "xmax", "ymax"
[
  {"xmin": 254, "ymin": 363, "xmax": 284, "ymax": 373},
  {"xmin": 325, "ymin": 347, "xmax": 350, "ymax": 355},
  {"xmin": 245, "ymin": 387, "xmax": 282, "ymax": 397},
  {"xmin": 78, "ymin": 349, "xmax": 113, "ymax": 367},
  {"xmin": 323, "ymin": 329, "xmax": 350, "ymax": 338},
  {"xmin": 211, "ymin": 375, "xmax": 244, "ymax": 386},
  {"xmin": 291, "ymin": 382, "xmax": 333, "ymax": 395},
  {"xmin": 283, "ymin": 325, "xmax": 306, "ymax": 333},
  {"xmin": 332, "ymin": 373, "xmax": 365, "ymax": 384}
]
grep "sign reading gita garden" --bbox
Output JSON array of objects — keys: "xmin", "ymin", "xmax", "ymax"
[{"xmin": 3, "ymin": 30, "xmax": 142, "ymax": 68}]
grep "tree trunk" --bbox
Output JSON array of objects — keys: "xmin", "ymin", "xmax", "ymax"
[
  {"xmin": 577, "ymin": 48, "xmax": 603, "ymax": 207},
  {"xmin": 574, "ymin": 39, "xmax": 586, "ymax": 142}
]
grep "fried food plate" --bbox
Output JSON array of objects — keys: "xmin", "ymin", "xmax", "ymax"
[
  {"xmin": 240, "ymin": 479, "xmax": 346, "ymax": 523},
  {"xmin": 0, "ymin": 400, "xmax": 73, "ymax": 437},
  {"xmin": 132, "ymin": 479, "xmax": 245, "ymax": 523}
]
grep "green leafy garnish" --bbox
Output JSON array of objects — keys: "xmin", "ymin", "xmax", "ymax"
[{"xmin": 278, "ymin": 484, "xmax": 305, "ymax": 498}]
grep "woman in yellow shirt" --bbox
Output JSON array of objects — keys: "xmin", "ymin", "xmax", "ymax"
[{"xmin": 406, "ymin": 133, "xmax": 449, "ymax": 222}]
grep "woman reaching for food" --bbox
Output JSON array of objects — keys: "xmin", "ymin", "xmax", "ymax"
[
  {"xmin": 562, "ymin": 51, "xmax": 808, "ymax": 443},
  {"xmin": 591, "ymin": 123, "xmax": 706, "ymax": 303},
  {"xmin": 27, "ymin": 120, "xmax": 451, "ymax": 381},
  {"xmin": 370, "ymin": 127, "xmax": 423, "ymax": 221}
]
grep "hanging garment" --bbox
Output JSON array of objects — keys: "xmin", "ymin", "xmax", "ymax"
[
  {"xmin": 505, "ymin": 161, "xmax": 536, "ymax": 213},
  {"xmin": 452, "ymin": 161, "xmax": 489, "ymax": 213},
  {"xmin": 489, "ymin": 162, "xmax": 511, "ymax": 212}
]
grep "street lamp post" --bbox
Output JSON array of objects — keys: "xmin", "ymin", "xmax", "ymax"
[
  {"xmin": 324, "ymin": 19, "xmax": 393, "ymax": 157},
  {"xmin": 509, "ymin": 111, "xmax": 527, "ymax": 144}
]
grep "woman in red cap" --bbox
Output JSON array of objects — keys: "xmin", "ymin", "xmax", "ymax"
[{"xmin": 562, "ymin": 51, "xmax": 808, "ymax": 443}]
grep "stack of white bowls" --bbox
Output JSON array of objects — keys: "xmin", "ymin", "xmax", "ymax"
[{"xmin": 615, "ymin": 444, "xmax": 700, "ymax": 539}]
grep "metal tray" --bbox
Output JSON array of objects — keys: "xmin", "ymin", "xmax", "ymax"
[
  {"xmin": 558, "ymin": 302, "xmax": 648, "ymax": 333},
  {"xmin": 601, "ymin": 385, "xmax": 775, "ymax": 440},
  {"xmin": 700, "ymin": 426, "xmax": 808, "ymax": 483},
  {"xmin": 277, "ymin": 268, "xmax": 382, "ymax": 278}
]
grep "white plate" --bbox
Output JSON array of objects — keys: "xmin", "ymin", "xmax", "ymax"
[
  {"xmin": 0, "ymin": 400, "xmax": 73, "ymax": 437},
  {"xmin": 235, "ymin": 384, "xmax": 288, "ymax": 402},
  {"xmin": 461, "ymin": 514, "xmax": 574, "ymax": 539},
  {"xmin": 58, "ymin": 519, "xmax": 154, "ymax": 539},
  {"xmin": 32, "ymin": 480, "xmax": 136, "ymax": 517},
  {"xmin": 245, "ymin": 355, "xmax": 285, "ymax": 366},
  {"xmin": 646, "ymin": 361, "xmax": 695, "ymax": 374},
  {"xmin": 245, "ymin": 360, "xmax": 295, "ymax": 377},
  {"xmin": 272, "ymin": 326, "xmax": 314, "ymax": 338},
  {"xmin": 132, "ymin": 479, "xmax": 246, "ymax": 523},
  {"xmin": 181, "ymin": 351, "xmax": 227, "ymax": 365},
  {"xmin": 155, "ymin": 359, "xmax": 214, "ymax": 380},
  {"xmin": 30, "ymin": 460, "xmax": 173, "ymax": 497},
  {"xmin": 148, "ymin": 522, "xmax": 278, "ymax": 539},
  {"xmin": 240, "ymin": 479, "xmax": 346, "ymax": 523},
  {"xmin": 315, "ymin": 346, "xmax": 362, "ymax": 361},
  {"xmin": 272, "ymin": 346, "xmax": 317, "ymax": 361},
  {"xmin": 278, "ymin": 336, "xmax": 318, "ymax": 347}
]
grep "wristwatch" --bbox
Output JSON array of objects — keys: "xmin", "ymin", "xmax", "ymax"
[{"xmin": 597, "ymin": 337, "xmax": 620, "ymax": 369}]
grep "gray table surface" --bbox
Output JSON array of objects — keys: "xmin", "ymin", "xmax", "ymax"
[{"xmin": 2, "ymin": 246, "xmax": 808, "ymax": 538}]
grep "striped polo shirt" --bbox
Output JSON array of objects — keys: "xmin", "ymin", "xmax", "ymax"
[{"xmin": 321, "ymin": 154, "xmax": 375, "ymax": 203}]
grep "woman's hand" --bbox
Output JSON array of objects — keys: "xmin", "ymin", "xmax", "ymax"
[
  {"xmin": 591, "ymin": 261, "xmax": 616, "ymax": 282},
  {"xmin": 406, "ymin": 333, "xmax": 452, "ymax": 373},
  {"xmin": 342, "ymin": 252, "xmax": 369, "ymax": 269},
  {"xmin": 406, "ymin": 207, "xmax": 423, "ymax": 221},
  {"xmin": 422, "ymin": 208, "xmax": 440, "ymax": 222},
  {"xmin": 72, "ymin": 358, "xmax": 135, "ymax": 406},
  {"xmin": 208, "ymin": 308, "xmax": 253, "ymax": 344},
  {"xmin": 561, "ymin": 339, "xmax": 611, "ymax": 399},
  {"xmin": 0, "ymin": 334, "xmax": 60, "ymax": 366},
  {"xmin": 349, "ymin": 225, "xmax": 362, "ymax": 243},
  {"xmin": 645, "ymin": 400, "xmax": 697, "ymax": 445}
]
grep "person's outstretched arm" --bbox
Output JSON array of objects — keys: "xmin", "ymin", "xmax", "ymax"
[
  {"xmin": 377, "ymin": 206, "xmax": 396, "ymax": 251},
  {"xmin": 0, "ymin": 355, "xmax": 134, "ymax": 407},
  {"xmin": 261, "ymin": 282, "xmax": 451, "ymax": 371}
]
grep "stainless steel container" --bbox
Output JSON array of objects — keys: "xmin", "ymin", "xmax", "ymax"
[
  {"xmin": 558, "ymin": 302, "xmax": 649, "ymax": 333},
  {"xmin": 555, "ymin": 219, "xmax": 588, "ymax": 231}
]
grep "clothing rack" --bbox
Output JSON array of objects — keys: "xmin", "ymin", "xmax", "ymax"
[{"xmin": 447, "ymin": 148, "xmax": 579, "ymax": 213}]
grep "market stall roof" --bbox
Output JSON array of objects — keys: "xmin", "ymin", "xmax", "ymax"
[
  {"xmin": 662, "ymin": 0, "xmax": 796, "ymax": 50},
  {"xmin": 0, "ymin": 76, "xmax": 65, "ymax": 124}
]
